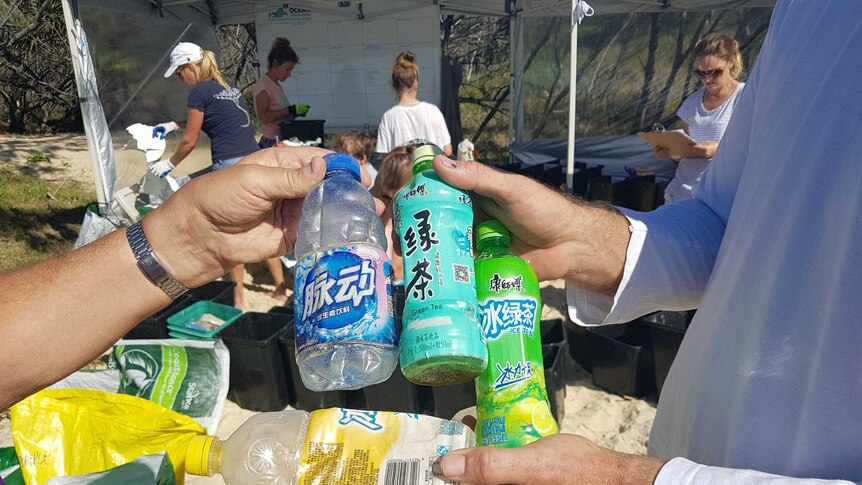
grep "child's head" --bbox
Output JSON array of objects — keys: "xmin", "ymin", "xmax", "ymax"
[
  {"xmin": 372, "ymin": 146, "xmax": 414, "ymax": 209},
  {"xmin": 334, "ymin": 131, "xmax": 375, "ymax": 165}
]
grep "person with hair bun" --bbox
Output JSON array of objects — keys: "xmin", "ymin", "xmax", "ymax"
[
  {"xmin": 654, "ymin": 32, "xmax": 746, "ymax": 203},
  {"xmin": 252, "ymin": 37, "xmax": 309, "ymax": 149},
  {"xmin": 376, "ymin": 51, "xmax": 452, "ymax": 156}
]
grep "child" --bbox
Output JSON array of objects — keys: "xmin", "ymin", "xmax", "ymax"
[
  {"xmin": 371, "ymin": 146, "xmax": 414, "ymax": 283},
  {"xmin": 334, "ymin": 130, "xmax": 377, "ymax": 188}
]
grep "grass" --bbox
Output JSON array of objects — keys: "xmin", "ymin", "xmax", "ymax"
[{"xmin": 0, "ymin": 167, "xmax": 95, "ymax": 272}]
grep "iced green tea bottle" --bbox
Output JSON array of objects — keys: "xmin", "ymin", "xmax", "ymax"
[{"xmin": 473, "ymin": 220, "xmax": 559, "ymax": 447}]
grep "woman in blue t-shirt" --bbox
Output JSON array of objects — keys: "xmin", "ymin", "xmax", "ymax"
[{"xmin": 152, "ymin": 42, "xmax": 289, "ymax": 308}]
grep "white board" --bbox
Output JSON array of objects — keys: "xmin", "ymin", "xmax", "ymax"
[{"xmin": 255, "ymin": 4, "xmax": 441, "ymax": 131}]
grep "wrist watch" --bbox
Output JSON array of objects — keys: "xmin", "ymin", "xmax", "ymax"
[{"xmin": 126, "ymin": 221, "xmax": 189, "ymax": 299}]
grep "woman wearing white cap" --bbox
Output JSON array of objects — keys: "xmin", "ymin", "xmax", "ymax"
[{"xmin": 152, "ymin": 41, "xmax": 289, "ymax": 307}]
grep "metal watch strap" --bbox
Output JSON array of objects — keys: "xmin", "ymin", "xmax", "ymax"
[{"xmin": 126, "ymin": 221, "xmax": 189, "ymax": 299}]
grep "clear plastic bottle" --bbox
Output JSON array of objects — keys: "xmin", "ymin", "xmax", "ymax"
[
  {"xmin": 393, "ymin": 144, "xmax": 487, "ymax": 386},
  {"xmin": 293, "ymin": 152, "xmax": 397, "ymax": 391},
  {"xmin": 185, "ymin": 408, "xmax": 476, "ymax": 485}
]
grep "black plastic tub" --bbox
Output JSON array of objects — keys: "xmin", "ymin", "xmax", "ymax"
[
  {"xmin": 540, "ymin": 318, "xmax": 566, "ymax": 348},
  {"xmin": 643, "ymin": 311, "xmax": 694, "ymax": 396},
  {"xmin": 362, "ymin": 366, "xmax": 432, "ymax": 414},
  {"xmin": 588, "ymin": 321, "xmax": 655, "ymax": 397},
  {"xmin": 277, "ymin": 321, "xmax": 346, "ymax": 411},
  {"xmin": 563, "ymin": 319, "xmax": 593, "ymax": 372},
  {"xmin": 186, "ymin": 280, "xmax": 235, "ymax": 306},
  {"xmin": 543, "ymin": 344, "xmax": 566, "ymax": 423},
  {"xmin": 124, "ymin": 295, "xmax": 191, "ymax": 340},
  {"xmin": 430, "ymin": 380, "xmax": 477, "ymax": 420},
  {"xmin": 218, "ymin": 312, "xmax": 292, "ymax": 411}
]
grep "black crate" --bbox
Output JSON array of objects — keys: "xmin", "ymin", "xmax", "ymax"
[
  {"xmin": 124, "ymin": 295, "xmax": 191, "ymax": 340},
  {"xmin": 430, "ymin": 380, "xmax": 477, "ymax": 420},
  {"xmin": 571, "ymin": 164, "xmax": 604, "ymax": 197},
  {"xmin": 588, "ymin": 321, "xmax": 655, "ymax": 397},
  {"xmin": 187, "ymin": 280, "xmax": 235, "ymax": 307},
  {"xmin": 588, "ymin": 175, "xmax": 614, "ymax": 203},
  {"xmin": 218, "ymin": 312, "xmax": 291, "ymax": 411},
  {"xmin": 540, "ymin": 318, "xmax": 566, "ymax": 348},
  {"xmin": 279, "ymin": 119, "xmax": 325, "ymax": 143},
  {"xmin": 277, "ymin": 322, "xmax": 346, "ymax": 411},
  {"xmin": 643, "ymin": 311, "xmax": 693, "ymax": 396},
  {"xmin": 543, "ymin": 344, "xmax": 566, "ymax": 423},
  {"xmin": 563, "ymin": 319, "xmax": 592, "ymax": 372},
  {"xmin": 362, "ymin": 364, "xmax": 433, "ymax": 414}
]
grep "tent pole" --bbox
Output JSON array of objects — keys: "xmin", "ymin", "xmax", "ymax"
[{"xmin": 566, "ymin": 0, "xmax": 578, "ymax": 191}]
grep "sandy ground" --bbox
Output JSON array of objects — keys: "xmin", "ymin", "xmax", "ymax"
[{"xmin": 0, "ymin": 133, "xmax": 656, "ymax": 482}]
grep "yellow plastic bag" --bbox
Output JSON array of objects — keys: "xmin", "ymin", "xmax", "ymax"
[{"xmin": 10, "ymin": 389, "xmax": 205, "ymax": 484}]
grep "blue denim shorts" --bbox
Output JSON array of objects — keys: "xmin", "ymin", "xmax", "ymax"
[{"xmin": 212, "ymin": 156, "xmax": 244, "ymax": 171}]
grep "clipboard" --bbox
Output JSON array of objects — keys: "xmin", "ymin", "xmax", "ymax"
[{"xmin": 637, "ymin": 130, "xmax": 696, "ymax": 158}]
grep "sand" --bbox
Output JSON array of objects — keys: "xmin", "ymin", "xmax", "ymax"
[{"xmin": 0, "ymin": 133, "xmax": 656, "ymax": 482}]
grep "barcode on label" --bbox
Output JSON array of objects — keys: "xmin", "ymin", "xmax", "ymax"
[{"xmin": 383, "ymin": 458, "xmax": 420, "ymax": 485}]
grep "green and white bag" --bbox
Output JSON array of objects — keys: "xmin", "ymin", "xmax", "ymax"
[{"xmin": 111, "ymin": 339, "xmax": 230, "ymax": 434}]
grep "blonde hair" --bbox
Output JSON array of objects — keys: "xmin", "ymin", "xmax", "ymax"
[
  {"xmin": 334, "ymin": 131, "xmax": 376, "ymax": 163},
  {"xmin": 194, "ymin": 50, "xmax": 229, "ymax": 89},
  {"xmin": 391, "ymin": 51, "xmax": 419, "ymax": 93},
  {"xmin": 694, "ymin": 33, "xmax": 744, "ymax": 79},
  {"xmin": 372, "ymin": 147, "xmax": 414, "ymax": 200}
]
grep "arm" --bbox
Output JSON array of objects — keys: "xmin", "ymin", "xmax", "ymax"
[
  {"xmin": 442, "ymin": 143, "xmax": 453, "ymax": 157},
  {"xmin": 168, "ymin": 107, "xmax": 204, "ymax": 167},
  {"xmin": 0, "ymin": 147, "xmax": 331, "ymax": 411},
  {"xmin": 255, "ymin": 90, "xmax": 294, "ymax": 125}
]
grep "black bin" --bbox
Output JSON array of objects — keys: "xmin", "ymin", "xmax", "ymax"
[
  {"xmin": 219, "ymin": 312, "xmax": 291, "ymax": 411},
  {"xmin": 187, "ymin": 280, "xmax": 235, "ymax": 306},
  {"xmin": 124, "ymin": 295, "xmax": 191, "ymax": 340},
  {"xmin": 362, "ymin": 366, "xmax": 432, "ymax": 414},
  {"xmin": 644, "ymin": 311, "xmax": 693, "ymax": 396},
  {"xmin": 279, "ymin": 119, "xmax": 325, "ymax": 143},
  {"xmin": 277, "ymin": 321, "xmax": 346, "ymax": 411},
  {"xmin": 430, "ymin": 381, "xmax": 477, "ymax": 420},
  {"xmin": 563, "ymin": 319, "xmax": 593, "ymax": 372},
  {"xmin": 540, "ymin": 318, "xmax": 566, "ymax": 348},
  {"xmin": 588, "ymin": 320, "xmax": 655, "ymax": 397},
  {"xmin": 543, "ymin": 344, "xmax": 566, "ymax": 423}
]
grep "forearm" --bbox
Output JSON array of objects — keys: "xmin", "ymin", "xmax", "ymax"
[
  {"xmin": 560, "ymin": 199, "xmax": 631, "ymax": 295},
  {"xmin": 169, "ymin": 137, "xmax": 196, "ymax": 166},
  {"xmin": 0, "ymin": 228, "xmax": 169, "ymax": 410}
]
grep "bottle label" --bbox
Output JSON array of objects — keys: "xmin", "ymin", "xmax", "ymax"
[
  {"xmin": 394, "ymin": 176, "xmax": 485, "ymax": 367},
  {"xmin": 294, "ymin": 244, "xmax": 395, "ymax": 351},
  {"xmin": 297, "ymin": 408, "xmax": 474, "ymax": 485}
]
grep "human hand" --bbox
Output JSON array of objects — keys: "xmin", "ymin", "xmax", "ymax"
[
  {"xmin": 149, "ymin": 159, "xmax": 174, "ymax": 178},
  {"xmin": 142, "ymin": 147, "xmax": 329, "ymax": 288},
  {"xmin": 289, "ymin": 103, "xmax": 310, "ymax": 117},
  {"xmin": 433, "ymin": 433, "xmax": 665, "ymax": 485},
  {"xmin": 652, "ymin": 145, "xmax": 670, "ymax": 160},
  {"xmin": 431, "ymin": 157, "xmax": 630, "ymax": 292},
  {"xmin": 152, "ymin": 121, "xmax": 178, "ymax": 139}
]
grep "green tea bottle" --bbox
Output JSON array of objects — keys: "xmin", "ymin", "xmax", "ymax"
[{"xmin": 473, "ymin": 220, "xmax": 559, "ymax": 447}]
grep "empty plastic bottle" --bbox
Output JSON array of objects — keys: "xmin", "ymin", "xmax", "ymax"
[
  {"xmin": 293, "ymin": 152, "xmax": 397, "ymax": 391},
  {"xmin": 393, "ymin": 143, "xmax": 487, "ymax": 386},
  {"xmin": 185, "ymin": 408, "xmax": 475, "ymax": 484}
]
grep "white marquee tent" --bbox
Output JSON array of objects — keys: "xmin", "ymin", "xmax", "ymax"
[{"xmin": 62, "ymin": 0, "xmax": 775, "ymax": 212}]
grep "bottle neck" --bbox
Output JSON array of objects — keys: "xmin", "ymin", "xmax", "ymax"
[
  {"xmin": 208, "ymin": 437, "xmax": 224, "ymax": 477},
  {"xmin": 477, "ymin": 238, "xmax": 512, "ymax": 257},
  {"xmin": 325, "ymin": 168, "xmax": 360, "ymax": 182},
  {"xmin": 412, "ymin": 158, "xmax": 434, "ymax": 176}
]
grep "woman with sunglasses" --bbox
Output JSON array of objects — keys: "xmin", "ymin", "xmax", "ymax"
[
  {"xmin": 152, "ymin": 42, "xmax": 286, "ymax": 308},
  {"xmin": 656, "ymin": 33, "xmax": 745, "ymax": 204}
]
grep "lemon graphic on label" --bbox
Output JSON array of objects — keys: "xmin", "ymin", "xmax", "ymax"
[{"xmin": 531, "ymin": 400, "xmax": 558, "ymax": 436}]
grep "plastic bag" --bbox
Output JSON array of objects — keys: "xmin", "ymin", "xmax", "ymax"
[
  {"xmin": 0, "ymin": 447, "xmax": 24, "ymax": 485},
  {"xmin": 111, "ymin": 339, "xmax": 230, "ymax": 434},
  {"xmin": 10, "ymin": 389, "xmax": 204, "ymax": 484},
  {"xmin": 44, "ymin": 452, "xmax": 175, "ymax": 484}
]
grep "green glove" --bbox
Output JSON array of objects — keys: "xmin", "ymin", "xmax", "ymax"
[{"xmin": 290, "ymin": 103, "xmax": 310, "ymax": 117}]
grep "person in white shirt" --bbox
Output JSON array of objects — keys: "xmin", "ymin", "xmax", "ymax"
[
  {"xmin": 655, "ymin": 33, "xmax": 745, "ymax": 203},
  {"xmin": 432, "ymin": 1, "xmax": 862, "ymax": 483},
  {"xmin": 376, "ymin": 51, "xmax": 452, "ymax": 157}
]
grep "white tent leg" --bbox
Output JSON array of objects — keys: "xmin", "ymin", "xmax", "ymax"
[{"xmin": 566, "ymin": 0, "xmax": 579, "ymax": 192}]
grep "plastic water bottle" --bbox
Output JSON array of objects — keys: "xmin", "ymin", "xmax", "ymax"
[
  {"xmin": 293, "ymin": 153, "xmax": 397, "ymax": 391},
  {"xmin": 184, "ymin": 408, "xmax": 475, "ymax": 484},
  {"xmin": 473, "ymin": 220, "xmax": 559, "ymax": 447},
  {"xmin": 393, "ymin": 143, "xmax": 487, "ymax": 386}
]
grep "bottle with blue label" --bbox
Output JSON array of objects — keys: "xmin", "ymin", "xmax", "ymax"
[
  {"xmin": 293, "ymin": 152, "xmax": 397, "ymax": 392},
  {"xmin": 393, "ymin": 144, "xmax": 487, "ymax": 386},
  {"xmin": 473, "ymin": 220, "xmax": 558, "ymax": 447}
]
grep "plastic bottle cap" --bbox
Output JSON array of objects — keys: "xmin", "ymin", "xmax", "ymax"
[
  {"xmin": 411, "ymin": 143, "xmax": 444, "ymax": 166},
  {"xmin": 323, "ymin": 152, "xmax": 361, "ymax": 182},
  {"xmin": 476, "ymin": 219, "xmax": 510, "ymax": 246},
  {"xmin": 185, "ymin": 435, "xmax": 215, "ymax": 476}
]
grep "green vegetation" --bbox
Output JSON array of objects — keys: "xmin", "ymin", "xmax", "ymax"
[
  {"xmin": 26, "ymin": 152, "xmax": 51, "ymax": 164},
  {"xmin": 0, "ymin": 167, "xmax": 94, "ymax": 272}
]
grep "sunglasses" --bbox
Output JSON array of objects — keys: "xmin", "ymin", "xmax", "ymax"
[{"xmin": 694, "ymin": 68, "xmax": 723, "ymax": 79}]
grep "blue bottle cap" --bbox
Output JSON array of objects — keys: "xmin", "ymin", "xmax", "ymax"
[{"xmin": 323, "ymin": 152, "xmax": 361, "ymax": 182}]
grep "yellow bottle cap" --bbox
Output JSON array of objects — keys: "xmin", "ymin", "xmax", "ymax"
[{"xmin": 185, "ymin": 435, "xmax": 215, "ymax": 476}]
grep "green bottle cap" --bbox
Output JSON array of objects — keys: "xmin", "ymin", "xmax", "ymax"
[
  {"xmin": 411, "ymin": 143, "xmax": 445, "ymax": 173},
  {"xmin": 476, "ymin": 219, "xmax": 510, "ymax": 248}
]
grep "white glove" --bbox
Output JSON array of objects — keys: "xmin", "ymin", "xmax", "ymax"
[
  {"xmin": 149, "ymin": 159, "xmax": 175, "ymax": 178},
  {"xmin": 152, "ymin": 121, "xmax": 178, "ymax": 139}
]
